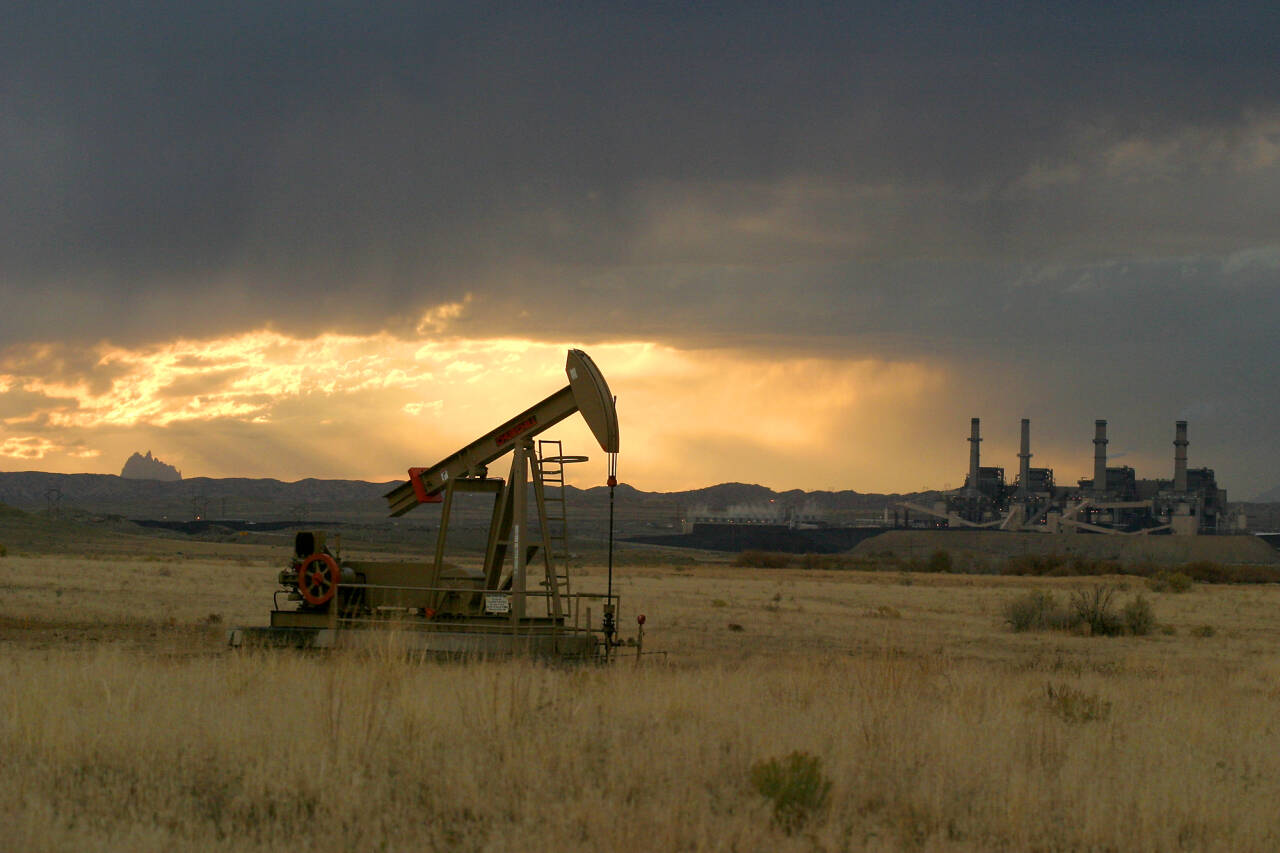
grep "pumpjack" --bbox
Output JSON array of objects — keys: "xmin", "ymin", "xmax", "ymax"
[{"xmin": 230, "ymin": 349, "xmax": 625, "ymax": 658}]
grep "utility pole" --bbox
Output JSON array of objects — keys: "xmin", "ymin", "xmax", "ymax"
[{"xmin": 45, "ymin": 485, "xmax": 62, "ymax": 519}]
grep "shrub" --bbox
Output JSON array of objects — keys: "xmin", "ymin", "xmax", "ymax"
[
  {"xmin": 1004, "ymin": 554, "xmax": 1065, "ymax": 576},
  {"xmin": 1177, "ymin": 561, "xmax": 1280, "ymax": 584},
  {"xmin": 734, "ymin": 550, "xmax": 791, "ymax": 569},
  {"xmin": 795, "ymin": 553, "xmax": 866, "ymax": 571},
  {"xmin": 1003, "ymin": 554, "xmax": 1137, "ymax": 577},
  {"xmin": 0, "ymin": 543, "xmax": 6, "ymax": 557},
  {"xmin": 1003, "ymin": 590, "xmax": 1057, "ymax": 632},
  {"xmin": 1121, "ymin": 595, "xmax": 1156, "ymax": 635},
  {"xmin": 749, "ymin": 751, "xmax": 832, "ymax": 833},
  {"xmin": 1191, "ymin": 624, "xmax": 1217, "ymax": 638},
  {"xmin": 1148, "ymin": 571, "xmax": 1194, "ymax": 593},
  {"xmin": 1069, "ymin": 585, "xmax": 1123, "ymax": 636},
  {"xmin": 1180, "ymin": 560, "xmax": 1227, "ymax": 583},
  {"xmin": 1007, "ymin": 587, "xmax": 1156, "ymax": 637},
  {"xmin": 1067, "ymin": 556, "xmax": 1101, "ymax": 576},
  {"xmin": 926, "ymin": 549, "xmax": 953, "ymax": 573},
  {"xmin": 1041, "ymin": 683, "xmax": 1112, "ymax": 723}
]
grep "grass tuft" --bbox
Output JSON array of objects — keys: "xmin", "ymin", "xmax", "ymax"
[
  {"xmin": 1040, "ymin": 683, "xmax": 1112, "ymax": 723},
  {"xmin": 749, "ymin": 751, "xmax": 832, "ymax": 834}
]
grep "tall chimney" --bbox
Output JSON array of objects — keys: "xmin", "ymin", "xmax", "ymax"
[
  {"xmin": 1174, "ymin": 420, "xmax": 1189, "ymax": 492},
  {"xmin": 1093, "ymin": 419, "xmax": 1108, "ymax": 492},
  {"xmin": 967, "ymin": 417, "xmax": 981, "ymax": 489},
  {"xmin": 1018, "ymin": 418, "xmax": 1032, "ymax": 495}
]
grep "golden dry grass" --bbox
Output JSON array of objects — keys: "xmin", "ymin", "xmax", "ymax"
[{"xmin": 3, "ymin": 548, "xmax": 1280, "ymax": 850}]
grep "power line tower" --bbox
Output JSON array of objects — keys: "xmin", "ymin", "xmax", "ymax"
[
  {"xmin": 192, "ymin": 494, "xmax": 209, "ymax": 520},
  {"xmin": 45, "ymin": 485, "xmax": 62, "ymax": 519}
]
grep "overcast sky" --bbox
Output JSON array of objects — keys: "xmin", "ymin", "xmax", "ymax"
[{"xmin": 2, "ymin": 2, "xmax": 1278, "ymax": 497}]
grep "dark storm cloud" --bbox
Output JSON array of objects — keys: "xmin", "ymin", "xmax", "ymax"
[{"xmin": 3, "ymin": 1, "xmax": 1279, "ymax": 340}]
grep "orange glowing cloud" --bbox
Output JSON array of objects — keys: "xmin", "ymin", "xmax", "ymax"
[{"xmin": 0, "ymin": 326, "xmax": 962, "ymax": 491}]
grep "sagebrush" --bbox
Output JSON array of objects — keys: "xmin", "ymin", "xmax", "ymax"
[
  {"xmin": 749, "ymin": 751, "xmax": 832, "ymax": 833},
  {"xmin": 1149, "ymin": 571, "xmax": 1194, "ymax": 593},
  {"xmin": 1005, "ymin": 585, "xmax": 1156, "ymax": 636}
]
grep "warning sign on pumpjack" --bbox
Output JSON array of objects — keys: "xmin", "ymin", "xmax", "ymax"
[{"xmin": 483, "ymin": 593, "xmax": 511, "ymax": 614}]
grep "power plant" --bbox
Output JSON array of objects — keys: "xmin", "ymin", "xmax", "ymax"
[{"xmin": 899, "ymin": 418, "xmax": 1240, "ymax": 535}]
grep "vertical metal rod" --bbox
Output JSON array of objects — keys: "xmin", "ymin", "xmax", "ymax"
[
  {"xmin": 607, "ymin": 457, "xmax": 617, "ymax": 598},
  {"xmin": 604, "ymin": 450, "xmax": 618, "ymax": 652}
]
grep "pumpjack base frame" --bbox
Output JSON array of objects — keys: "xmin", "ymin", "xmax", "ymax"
[{"xmin": 229, "ymin": 615, "xmax": 601, "ymax": 659}]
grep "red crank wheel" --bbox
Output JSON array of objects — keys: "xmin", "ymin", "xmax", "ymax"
[{"xmin": 297, "ymin": 553, "xmax": 340, "ymax": 606}]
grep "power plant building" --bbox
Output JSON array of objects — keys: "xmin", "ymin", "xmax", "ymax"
[{"xmin": 900, "ymin": 418, "xmax": 1238, "ymax": 535}]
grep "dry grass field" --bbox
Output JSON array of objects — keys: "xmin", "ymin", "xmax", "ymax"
[{"xmin": 3, "ymin": 539, "xmax": 1280, "ymax": 851}]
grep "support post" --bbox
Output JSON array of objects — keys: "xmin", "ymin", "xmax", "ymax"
[{"xmin": 428, "ymin": 478, "xmax": 457, "ymax": 610}]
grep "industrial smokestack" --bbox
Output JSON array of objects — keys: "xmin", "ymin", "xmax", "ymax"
[
  {"xmin": 1018, "ymin": 418, "xmax": 1032, "ymax": 496},
  {"xmin": 968, "ymin": 417, "xmax": 981, "ymax": 489},
  {"xmin": 1093, "ymin": 420, "xmax": 1108, "ymax": 492},
  {"xmin": 1174, "ymin": 420, "xmax": 1188, "ymax": 492}
]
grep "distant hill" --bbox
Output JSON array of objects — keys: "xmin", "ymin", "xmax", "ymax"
[
  {"xmin": 1251, "ymin": 485, "xmax": 1280, "ymax": 503},
  {"xmin": 0, "ymin": 472, "xmax": 398, "ymax": 524},
  {"xmin": 0, "ymin": 472, "xmax": 940, "ymax": 534},
  {"xmin": 3, "ymin": 471, "xmax": 1275, "ymax": 540},
  {"xmin": 121, "ymin": 450, "xmax": 181, "ymax": 481},
  {"xmin": 0, "ymin": 500, "xmax": 165, "ymax": 554}
]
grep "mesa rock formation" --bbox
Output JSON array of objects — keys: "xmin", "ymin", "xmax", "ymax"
[{"xmin": 120, "ymin": 451, "xmax": 182, "ymax": 481}]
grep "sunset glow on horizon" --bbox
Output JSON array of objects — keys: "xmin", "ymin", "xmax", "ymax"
[{"xmin": 0, "ymin": 319, "xmax": 967, "ymax": 492}]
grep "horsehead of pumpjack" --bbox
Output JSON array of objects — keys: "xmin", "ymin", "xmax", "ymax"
[{"xmin": 384, "ymin": 348, "xmax": 620, "ymax": 516}]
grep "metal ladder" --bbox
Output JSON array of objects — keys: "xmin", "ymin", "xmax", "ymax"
[{"xmin": 535, "ymin": 440, "xmax": 574, "ymax": 607}]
